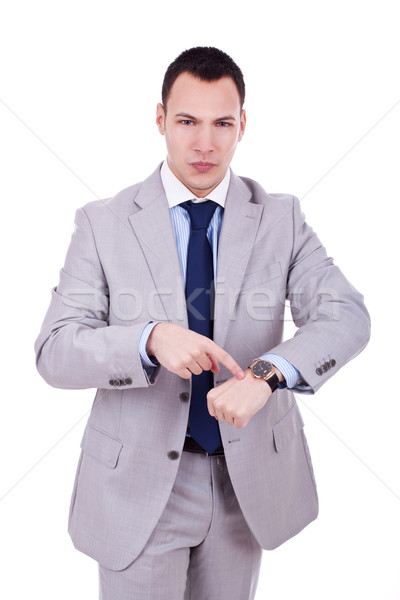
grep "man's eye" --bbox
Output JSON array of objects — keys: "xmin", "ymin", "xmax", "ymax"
[
  {"xmin": 217, "ymin": 122, "xmax": 230, "ymax": 127},
  {"xmin": 181, "ymin": 120, "xmax": 194, "ymax": 125}
]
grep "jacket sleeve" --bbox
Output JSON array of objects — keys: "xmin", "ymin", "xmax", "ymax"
[
  {"xmin": 34, "ymin": 206, "xmax": 160, "ymax": 390},
  {"xmin": 267, "ymin": 196, "xmax": 371, "ymax": 394}
]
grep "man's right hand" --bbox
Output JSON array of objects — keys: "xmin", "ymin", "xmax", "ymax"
[{"xmin": 146, "ymin": 322, "xmax": 245, "ymax": 381}]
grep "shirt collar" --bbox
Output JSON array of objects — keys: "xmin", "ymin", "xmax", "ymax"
[{"xmin": 160, "ymin": 159, "xmax": 230, "ymax": 209}]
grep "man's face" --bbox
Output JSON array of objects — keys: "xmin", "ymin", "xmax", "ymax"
[{"xmin": 156, "ymin": 72, "xmax": 246, "ymax": 198}]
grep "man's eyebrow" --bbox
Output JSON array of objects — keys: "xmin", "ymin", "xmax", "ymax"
[
  {"xmin": 215, "ymin": 115, "xmax": 237, "ymax": 121},
  {"xmin": 175, "ymin": 113, "xmax": 197, "ymax": 120},
  {"xmin": 174, "ymin": 113, "xmax": 237, "ymax": 122}
]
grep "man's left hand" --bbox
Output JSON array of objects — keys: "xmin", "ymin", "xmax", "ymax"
[{"xmin": 207, "ymin": 368, "xmax": 274, "ymax": 429}]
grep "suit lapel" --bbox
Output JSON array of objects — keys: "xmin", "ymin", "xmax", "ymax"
[
  {"xmin": 213, "ymin": 173, "xmax": 264, "ymax": 348},
  {"xmin": 128, "ymin": 167, "xmax": 188, "ymax": 326},
  {"xmin": 128, "ymin": 167, "xmax": 262, "ymax": 336}
]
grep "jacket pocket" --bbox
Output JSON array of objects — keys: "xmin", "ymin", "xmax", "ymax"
[
  {"xmin": 80, "ymin": 424, "xmax": 123, "ymax": 468},
  {"xmin": 272, "ymin": 403, "xmax": 304, "ymax": 453}
]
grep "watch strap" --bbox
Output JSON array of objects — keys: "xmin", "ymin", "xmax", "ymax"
[{"xmin": 265, "ymin": 372, "xmax": 279, "ymax": 392}]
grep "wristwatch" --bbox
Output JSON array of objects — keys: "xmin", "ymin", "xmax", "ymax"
[{"xmin": 249, "ymin": 359, "xmax": 280, "ymax": 392}]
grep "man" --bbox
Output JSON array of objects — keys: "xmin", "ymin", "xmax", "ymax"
[{"xmin": 35, "ymin": 47, "xmax": 370, "ymax": 599}]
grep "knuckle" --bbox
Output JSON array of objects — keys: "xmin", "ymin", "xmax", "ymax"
[
  {"xmin": 236, "ymin": 408, "xmax": 246, "ymax": 419},
  {"xmin": 215, "ymin": 400, "xmax": 224, "ymax": 413},
  {"xmin": 171, "ymin": 359, "xmax": 184, "ymax": 372}
]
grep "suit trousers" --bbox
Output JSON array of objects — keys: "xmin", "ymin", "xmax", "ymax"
[{"xmin": 98, "ymin": 450, "xmax": 262, "ymax": 600}]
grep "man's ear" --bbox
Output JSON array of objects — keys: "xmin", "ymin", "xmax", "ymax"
[
  {"xmin": 156, "ymin": 103, "xmax": 166, "ymax": 135},
  {"xmin": 238, "ymin": 109, "xmax": 246, "ymax": 142}
]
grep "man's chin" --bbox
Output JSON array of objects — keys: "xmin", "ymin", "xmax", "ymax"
[
  {"xmin": 184, "ymin": 172, "xmax": 225, "ymax": 197},
  {"xmin": 186, "ymin": 183, "xmax": 219, "ymax": 198}
]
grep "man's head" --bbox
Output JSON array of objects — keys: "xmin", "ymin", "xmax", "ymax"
[{"xmin": 156, "ymin": 47, "xmax": 246, "ymax": 198}]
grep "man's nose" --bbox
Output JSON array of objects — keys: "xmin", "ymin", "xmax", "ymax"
[{"xmin": 193, "ymin": 126, "xmax": 215, "ymax": 153}]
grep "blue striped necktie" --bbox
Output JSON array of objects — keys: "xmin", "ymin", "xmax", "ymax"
[{"xmin": 180, "ymin": 200, "xmax": 222, "ymax": 454}]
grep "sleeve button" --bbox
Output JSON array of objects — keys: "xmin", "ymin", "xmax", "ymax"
[
  {"xmin": 316, "ymin": 367, "xmax": 323, "ymax": 376},
  {"xmin": 330, "ymin": 359, "xmax": 336, "ymax": 368},
  {"xmin": 179, "ymin": 392, "xmax": 189, "ymax": 403},
  {"xmin": 124, "ymin": 378, "xmax": 133, "ymax": 385},
  {"xmin": 167, "ymin": 451, "xmax": 180, "ymax": 460}
]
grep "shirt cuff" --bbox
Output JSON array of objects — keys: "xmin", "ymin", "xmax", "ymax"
[
  {"xmin": 258, "ymin": 353, "xmax": 300, "ymax": 389},
  {"xmin": 139, "ymin": 322, "xmax": 161, "ymax": 367}
]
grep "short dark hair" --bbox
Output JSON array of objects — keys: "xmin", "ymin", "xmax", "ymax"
[{"xmin": 161, "ymin": 46, "xmax": 245, "ymax": 110}]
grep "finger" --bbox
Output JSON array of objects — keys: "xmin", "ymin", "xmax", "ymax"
[
  {"xmin": 189, "ymin": 361, "xmax": 203, "ymax": 376},
  {"xmin": 210, "ymin": 394, "xmax": 225, "ymax": 422},
  {"xmin": 214, "ymin": 406, "xmax": 226, "ymax": 422},
  {"xmin": 177, "ymin": 367, "xmax": 193, "ymax": 380},
  {"xmin": 208, "ymin": 342, "xmax": 244, "ymax": 380},
  {"xmin": 188, "ymin": 354, "xmax": 215, "ymax": 375},
  {"xmin": 207, "ymin": 391, "xmax": 216, "ymax": 417},
  {"xmin": 234, "ymin": 417, "xmax": 250, "ymax": 429},
  {"xmin": 223, "ymin": 413, "xmax": 234, "ymax": 426},
  {"xmin": 209, "ymin": 355, "xmax": 220, "ymax": 374},
  {"xmin": 196, "ymin": 354, "xmax": 213, "ymax": 372}
]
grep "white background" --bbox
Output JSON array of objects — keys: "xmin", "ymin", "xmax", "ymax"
[{"xmin": 1, "ymin": 1, "xmax": 399, "ymax": 598}]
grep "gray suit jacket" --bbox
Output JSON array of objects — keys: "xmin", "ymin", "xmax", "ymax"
[{"xmin": 35, "ymin": 165, "xmax": 370, "ymax": 570}]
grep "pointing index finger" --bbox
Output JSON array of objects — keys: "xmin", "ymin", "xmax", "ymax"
[{"xmin": 210, "ymin": 342, "xmax": 244, "ymax": 380}]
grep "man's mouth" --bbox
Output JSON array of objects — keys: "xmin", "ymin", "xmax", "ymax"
[{"xmin": 191, "ymin": 162, "xmax": 215, "ymax": 173}]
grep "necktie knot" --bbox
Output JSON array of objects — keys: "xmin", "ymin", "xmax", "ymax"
[{"xmin": 180, "ymin": 200, "xmax": 218, "ymax": 230}]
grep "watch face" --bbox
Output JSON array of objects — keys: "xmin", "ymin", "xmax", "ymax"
[{"xmin": 252, "ymin": 360, "xmax": 272, "ymax": 378}]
